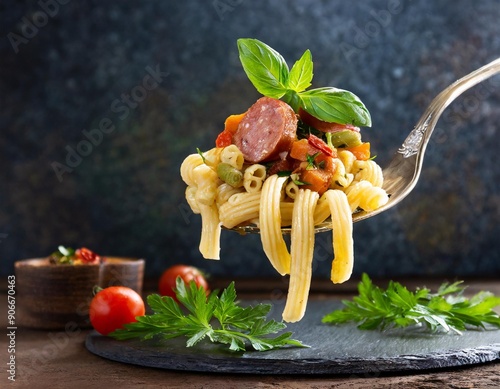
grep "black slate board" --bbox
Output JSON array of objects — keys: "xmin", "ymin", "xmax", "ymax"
[{"xmin": 85, "ymin": 300, "xmax": 500, "ymax": 375}]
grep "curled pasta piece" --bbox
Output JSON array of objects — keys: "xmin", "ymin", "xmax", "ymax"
[
  {"xmin": 185, "ymin": 186, "xmax": 200, "ymax": 214},
  {"xmin": 180, "ymin": 153, "xmax": 204, "ymax": 187},
  {"xmin": 219, "ymin": 192, "xmax": 261, "ymax": 229},
  {"xmin": 221, "ymin": 144, "xmax": 244, "ymax": 170},
  {"xmin": 193, "ymin": 164, "xmax": 219, "ymax": 206},
  {"xmin": 285, "ymin": 180, "xmax": 300, "ymax": 199},
  {"xmin": 203, "ymin": 147, "xmax": 223, "ymax": 169},
  {"xmin": 216, "ymin": 183, "xmax": 244, "ymax": 208},
  {"xmin": 259, "ymin": 174, "xmax": 290, "ymax": 275},
  {"xmin": 352, "ymin": 160, "xmax": 384, "ymax": 188},
  {"xmin": 243, "ymin": 164, "xmax": 267, "ymax": 193},
  {"xmin": 345, "ymin": 180, "xmax": 389, "ymax": 212},
  {"xmin": 324, "ymin": 190, "xmax": 354, "ymax": 284},
  {"xmin": 329, "ymin": 158, "xmax": 354, "ymax": 190},
  {"xmin": 338, "ymin": 149, "xmax": 356, "ymax": 173},
  {"xmin": 283, "ymin": 189, "xmax": 319, "ymax": 322}
]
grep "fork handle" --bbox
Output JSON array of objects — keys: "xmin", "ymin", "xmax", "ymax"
[{"xmin": 398, "ymin": 57, "xmax": 500, "ymax": 159}]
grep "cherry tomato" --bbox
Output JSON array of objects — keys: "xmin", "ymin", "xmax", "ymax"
[
  {"xmin": 215, "ymin": 129, "xmax": 233, "ymax": 147},
  {"xmin": 159, "ymin": 265, "xmax": 209, "ymax": 300},
  {"xmin": 76, "ymin": 247, "xmax": 101, "ymax": 264},
  {"xmin": 89, "ymin": 286, "xmax": 145, "ymax": 335}
]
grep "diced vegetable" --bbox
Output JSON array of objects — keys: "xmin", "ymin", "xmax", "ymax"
[
  {"xmin": 328, "ymin": 130, "xmax": 362, "ymax": 148},
  {"xmin": 298, "ymin": 155, "xmax": 336, "ymax": 195},
  {"xmin": 217, "ymin": 162, "xmax": 244, "ymax": 187},
  {"xmin": 345, "ymin": 142, "xmax": 371, "ymax": 161},
  {"xmin": 224, "ymin": 112, "xmax": 246, "ymax": 133},
  {"xmin": 300, "ymin": 168, "xmax": 331, "ymax": 195},
  {"xmin": 215, "ymin": 130, "xmax": 232, "ymax": 148},
  {"xmin": 289, "ymin": 139, "xmax": 321, "ymax": 161},
  {"xmin": 215, "ymin": 113, "xmax": 246, "ymax": 148}
]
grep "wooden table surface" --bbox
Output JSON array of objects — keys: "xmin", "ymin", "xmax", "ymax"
[{"xmin": 2, "ymin": 277, "xmax": 499, "ymax": 389}]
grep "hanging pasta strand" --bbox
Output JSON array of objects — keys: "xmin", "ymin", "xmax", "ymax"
[
  {"xmin": 324, "ymin": 190, "xmax": 354, "ymax": 284},
  {"xmin": 283, "ymin": 189, "xmax": 319, "ymax": 322},
  {"xmin": 259, "ymin": 174, "xmax": 291, "ymax": 275},
  {"xmin": 198, "ymin": 203, "xmax": 221, "ymax": 260}
]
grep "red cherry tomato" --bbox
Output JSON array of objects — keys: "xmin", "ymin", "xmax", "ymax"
[
  {"xmin": 215, "ymin": 129, "xmax": 233, "ymax": 147},
  {"xmin": 76, "ymin": 247, "xmax": 101, "ymax": 264},
  {"xmin": 89, "ymin": 286, "xmax": 145, "ymax": 335},
  {"xmin": 159, "ymin": 265, "xmax": 209, "ymax": 300}
]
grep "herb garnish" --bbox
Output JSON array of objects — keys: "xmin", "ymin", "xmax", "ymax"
[
  {"xmin": 110, "ymin": 278, "xmax": 307, "ymax": 352},
  {"xmin": 48, "ymin": 245, "xmax": 101, "ymax": 265},
  {"xmin": 306, "ymin": 152, "xmax": 325, "ymax": 170},
  {"xmin": 322, "ymin": 273, "xmax": 500, "ymax": 334},
  {"xmin": 196, "ymin": 147, "xmax": 206, "ymax": 163},
  {"xmin": 237, "ymin": 38, "xmax": 371, "ymax": 127},
  {"xmin": 50, "ymin": 245, "xmax": 76, "ymax": 264}
]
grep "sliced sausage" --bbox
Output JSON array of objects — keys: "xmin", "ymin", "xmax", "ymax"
[{"xmin": 232, "ymin": 97, "xmax": 297, "ymax": 163}]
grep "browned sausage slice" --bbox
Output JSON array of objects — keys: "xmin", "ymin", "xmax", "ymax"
[{"xmin": 232, "ymin": 97, "xmax": 297, "ymax": 163}]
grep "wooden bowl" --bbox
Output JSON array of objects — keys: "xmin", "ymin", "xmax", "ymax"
[{"xmin": 14, "ymin": 257, "xmax": 145, "ymax": 330}]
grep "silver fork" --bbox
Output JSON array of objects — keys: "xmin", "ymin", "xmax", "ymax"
[
  {"xmin": 231, "ymin": 58, "xmax": 500, "ymax": 235},
  {"xmin": 351, "ymin": 57, "xmax": 500, "ymax": 225}
]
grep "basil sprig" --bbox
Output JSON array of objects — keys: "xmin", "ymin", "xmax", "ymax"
[{"xmin": 237, "ymin": 38, "xmax": 371, "ymax": 127}]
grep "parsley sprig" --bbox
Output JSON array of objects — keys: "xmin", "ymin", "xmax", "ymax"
[
  {"xmin": 110, "ymin": 278, "xmax": 307, "ymax": 352},
  {"xmin": 322, "ymin": 273, "xmax": 500, "ymax": 334},
  {"xmin": 237, "ymin": 38, "xmax": 371, "ymax": 127}
]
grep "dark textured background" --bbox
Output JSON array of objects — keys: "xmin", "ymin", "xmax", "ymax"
[{"xmin": 1, "ymin": 0, "xmax": 499, "ymax": 280}]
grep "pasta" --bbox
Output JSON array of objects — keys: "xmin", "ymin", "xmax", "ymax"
[
  {"xmin": 221, "ymin": 144, "xmax": 244, "ymax": 170},
  {"xmin": 219, "ymin": 191, "xmax": 261, "ymax": 229},
  {"xmin": 243, "ymin": 164, "xmax": 267, "ymax": 193},
  {"xmin": 192, "ymin": 164, "xmax": 219, "ymax": 206},
  {"xmin": 180, "ymin": 153, "xmax": 204, "ymax": 187},
  {"xmin": 282, "ymin": 189, "xmax": 319, "ymax": 322},
  {"xmin": 198, "ymin": 203, "xmax": 221, "ymax": 260},
  {"xmin": 324, "ymin": 190, "xmax": 354, "ymax": 284},
  {"xmin": 215, "ymin": 183, "xmax": 244, "ymax": 208},
  {"xmin": 329, "ymin": 157, "xmax": 354, "ymax": 190},
  {"xmin": 352, "ymin": 160, "xmax": 384, "ymax": 187},
  {"xmin": 259, "ymin": 175, "xmax": 291, "ymax": 275},
  {"xmin": 344, "ymin": 180, "xmax": 389, "ymax": 212},
  {"xmin": 180, "ymin": 101, "xmax": 389, "ymax": 322}
]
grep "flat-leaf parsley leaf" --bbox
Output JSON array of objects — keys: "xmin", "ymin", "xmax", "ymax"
[
  {"xmin": 322, "ymin": 273, "xmax": 500, "ymax": 334},
  {"xmin": 110, "ymin": 277, "xmax": 308, "ymax": 352}
]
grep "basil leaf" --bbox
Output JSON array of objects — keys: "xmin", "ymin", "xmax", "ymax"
[
  {"xmin": 237, "ymin": 38, "xmax": 289, "ymax": 98},
  {"xmin": 299, "ymin": 87, "xmax": 372, "ymax": 127},
  {"xmin": 287, "ymin": 49, "xmax": 313, "ymax": 92},
  {"xmin": 281, "ymin": 89, "xmax": 301, "ymax": 112}
]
